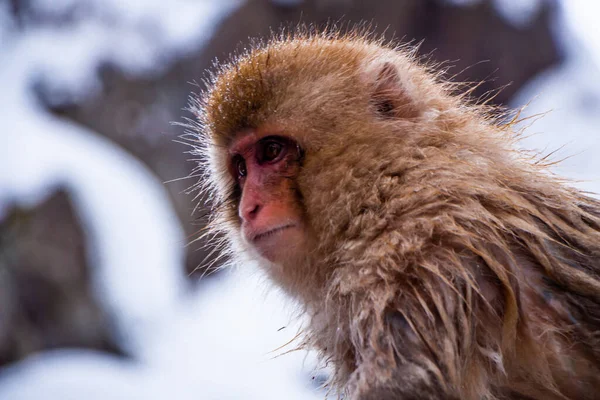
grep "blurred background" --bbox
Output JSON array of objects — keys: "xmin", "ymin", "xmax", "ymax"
[{"xmin": 0, "ymin": 0, "xmax": 598, "ymax": 398}]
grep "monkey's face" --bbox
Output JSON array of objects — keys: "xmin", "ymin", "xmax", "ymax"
[
  {"xmin": 198, "ymin": 37, "xmax": 457, "ymax": 276},
  {"xmin": 227, "ymin": 129, "xmax": 306, "ymax": 263}
]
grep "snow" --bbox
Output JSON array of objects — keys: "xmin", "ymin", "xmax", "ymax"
[
  {"xmin": 0, "ymin": 109, "xmax": 185, "ymax": 326},
  {"xmin": 492, "ymin": 0, "xmax": 543, "ymax": 27},
  {"xmin": 0, "ymin": 270, "xmax": 322, "ymax": 400},
  {"xmin": 560, "ymin": 1, "xmax": 600, "ymax": 67},
  {"xmin": 511, "ymin": 0, "xmax": 600, "ymax": 195},
  {"xmin": 138, "ymin": 268, "xmax": 322, "ymax": 400},
  {"xmin": 0, "ymin": 0, "xmax": 322, "ymax": 398},
  {"xmin": 445, "ymin": 0, "xmax": 543, "ymax": 28},
  {"xmin": 0, "ymin": 351, "xmax": 160, "ymax": 400},
  {"xmin": 20, "ymin": 0, "xmax": 241, "ymax": 102},
  {"xmin": 0, "ymin": 0, "xmax": 198, "ymax": 332},
  {"xmin": 29, "ymin": 0, "xmax": 242, "ymax": 60}
]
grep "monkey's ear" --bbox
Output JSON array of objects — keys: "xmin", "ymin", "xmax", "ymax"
[{"xmin": 371, "ymin": 62, "xmax": 420, "ymax": 119}]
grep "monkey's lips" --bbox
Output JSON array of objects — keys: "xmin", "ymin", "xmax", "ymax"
[
  {"xmin": 244, "ymin": 223, "xmax": 303, "ymax": 261},
  {"xmin": 249, "ymin": 223, "xmax": 297, "ymax": 243}
]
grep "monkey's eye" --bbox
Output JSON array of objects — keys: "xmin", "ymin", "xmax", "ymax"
[
  {"xmin": 258, "ymin": 138, "xmax": 285, "ymax": 164},
  {"xmin": 233, "ymin": 155, "xmax": 246, "ymax": 180}
]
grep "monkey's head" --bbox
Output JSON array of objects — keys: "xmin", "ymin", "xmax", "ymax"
[{"xmin": 190, "ymin": 33, "xmax": 516, "ymax": 296}]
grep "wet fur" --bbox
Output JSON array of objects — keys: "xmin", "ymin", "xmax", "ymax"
[{"xmin": 186, "ymin": 30, "xmax": 600, "ymax": 399}]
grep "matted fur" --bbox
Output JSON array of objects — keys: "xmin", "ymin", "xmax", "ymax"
[{"xmin": 185, "ymin": 30, "xmax": 600, "ymax": 399}]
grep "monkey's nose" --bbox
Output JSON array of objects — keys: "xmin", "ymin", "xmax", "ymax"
[{"xmin": 240, "ymin": 202, "xmax": 261, "ymax": 222}]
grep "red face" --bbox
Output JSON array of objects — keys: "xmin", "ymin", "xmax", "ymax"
[{"xmin": 228, "ymin": 130, "xmax": 305, "ymax": 262}]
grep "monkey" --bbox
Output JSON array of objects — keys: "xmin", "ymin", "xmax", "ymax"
[{"xmin": 186, "ymin": 31, "xmax": 600, "ymax": 399}]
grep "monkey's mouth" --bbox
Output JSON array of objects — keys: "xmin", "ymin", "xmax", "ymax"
[{"xmin": 251, "ymin": 224, "xmax": 296, "ymax": 242}]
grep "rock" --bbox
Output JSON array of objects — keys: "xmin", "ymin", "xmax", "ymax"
[{"xmin": 0, "ymin": 189, "xmax": 124, "ymax": 366}]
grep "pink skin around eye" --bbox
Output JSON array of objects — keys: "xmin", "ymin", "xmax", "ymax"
[{"xmin": 228, "ymin": 130, "xmax": 304, "ymax": 262}]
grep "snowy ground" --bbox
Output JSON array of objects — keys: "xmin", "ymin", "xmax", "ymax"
[
  {"xmin": 0, "ymin": 268, "xmax": 322, "ymax": 400},
  {"xmin": 0, "ymin": 0, "xmax": 599, "ymax": 399}
]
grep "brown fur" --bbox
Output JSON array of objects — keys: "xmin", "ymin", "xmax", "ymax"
[{"xmin": 186, "ymin": 31, "xmax": 600, "ymax": 399}]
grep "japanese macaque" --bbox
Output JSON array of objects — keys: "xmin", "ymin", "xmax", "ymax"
[{"xmin": 187, "ymin": 31, "xmax": 600, "ymax": 399}]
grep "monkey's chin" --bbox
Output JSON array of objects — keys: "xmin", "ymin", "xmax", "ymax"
[{"xmin": 249, "ymin": 225, "xmax": 304, "ymax": 263}]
